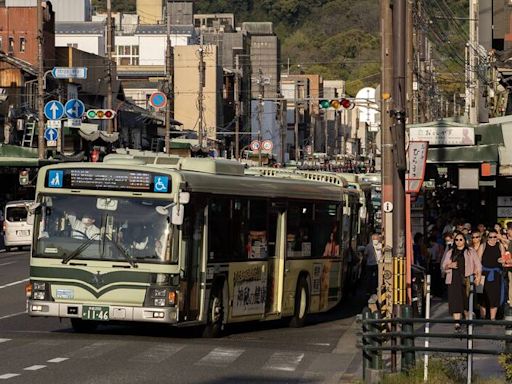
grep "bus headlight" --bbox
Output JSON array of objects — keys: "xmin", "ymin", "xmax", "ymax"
[
  {"xmin": 33, "ymin": 291, "xmax": 46, "ymax": 300},
  {"xmin": 154, "ymin": 298, "xmax": 166, "ymax": 307},
  {"xmin": 151, "ymin": 288, "xmax": 167, "ymax": 298},
  {"xmin": 31, "ymin": 281, "xmax": 49, "ymax": 301}
]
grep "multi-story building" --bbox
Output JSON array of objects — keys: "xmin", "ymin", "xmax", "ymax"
[
  {"xmin": 174, "ymin": 44, "xmax": 223, "ymax": 140},
  {"xmin": 136, "ymin": 0, "xmax": 162, "ymax": 24},
  {"xmin": 55, "ymin": 21, "xmax": 105, "ymax": 56},
  {"xmin": 0, "ymin": 2, "xmax": 55, "ymax": 66},
  {"xmin": 242, "ymin": 22, "xmax": 280, "ymax": 100}
]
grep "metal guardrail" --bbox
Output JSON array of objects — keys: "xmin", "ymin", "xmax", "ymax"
[{"xmin": 359, "ymin": 275, "xmax": 512, "ymax": 383}]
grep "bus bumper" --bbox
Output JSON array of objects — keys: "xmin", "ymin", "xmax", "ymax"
[{"xmin": 27, "ymin": 300, "xmax": 179, "ymax": 324}]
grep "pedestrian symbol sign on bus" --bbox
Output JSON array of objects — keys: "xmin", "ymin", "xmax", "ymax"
[{"xmin": 48, "ymin": 170, "xmax": 63, "ymax": 188}]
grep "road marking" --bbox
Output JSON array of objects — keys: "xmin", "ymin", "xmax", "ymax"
[
  {"xmin": 129, "ymin": 344, "xmax": 185, "ymax": 363},
  {"xmin": 0, "ymin": 278, "xmax": 29, "ymax": 290},
  {"xmin": 0, "ymin": 262, "xmax": 16, "ymax": 267},
  {"xmin": 47, "ymin": 357, "xmax": 68, "ymax": 363},
  {"xmin": 0, "ymin": 374, "xmax": 20, "ymax": 379},
  {"xmin": 308, "ymin": 342, "xmax": 331, "ymax": 346},
  {"xmin": 24, "ymin": 365, "xmax": 46, "ymax": 371},
  {"xmin": 0, "ymin": 339, "xmax": 11, "ymax": 343},
  {"xmin": 196, "ymin": 347, "xmax": 245, "ymax": 367},
  {"xmin": 0, "ymin": 311, "xmax": 26, "ymax": 320},
  {"xmin": 69, "ymin": 341, "xmax": 123, "ymax": 359},
  {"xmin": 263, "ymin": 351, "xmax": 305, "ymax": 372}
]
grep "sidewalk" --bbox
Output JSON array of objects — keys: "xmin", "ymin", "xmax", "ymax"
[
  {"xmin": 341, "ymin": 297, "xmax": 507, "ymax": 383},
  {"xmin": 420, "ymin": 297, "xmax": 505, "ymax": 380}
]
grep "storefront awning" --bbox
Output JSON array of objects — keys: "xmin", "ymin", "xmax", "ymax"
[
  {"xmin": 0, "ymin": 144, "xmax": 39, "ymax": 167},
  {"xmin": 427, "ymin": 144, "xmax": 499, "ymax": 164}
]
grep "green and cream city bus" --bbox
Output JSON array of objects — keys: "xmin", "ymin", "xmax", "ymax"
[{"xmin": 27, "ymin": 156, "xmax": 360, "ymax": 336}]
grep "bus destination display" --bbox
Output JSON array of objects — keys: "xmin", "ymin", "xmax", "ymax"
[
  {"xmin": 46, "ymin": 169, "xmax": 170, "ymax": 193},
  {"xmin": 70, "ymin": 169, "xmax": 151, "ymax": 191}
]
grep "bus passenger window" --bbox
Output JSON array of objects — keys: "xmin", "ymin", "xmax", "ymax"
[
  {"xmin": 246, "ymin": 200, "xmax": 268, "ymax": 259},
  {"xmin": 287, "ymin": 202, "xmax": 313, "ymax": 258}
]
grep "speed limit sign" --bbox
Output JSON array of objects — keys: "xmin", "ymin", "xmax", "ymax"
[
  {"xmin": 262, "ymin": 140, "xmax": 273, "ymax": 152},
  {"xmin": 250, "ymin": 140, "xmax": 261, "ymax": 152}
]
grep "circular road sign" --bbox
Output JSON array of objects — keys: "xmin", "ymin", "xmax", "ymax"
[
  {"xmin": 383, "ymin": 201, "xmax": 393, "ymax": 213},
  {"xmin": 262, "ymin": 140, "xmax": 273, "ymax": 152},
  {"xmin": 149, "ymin": 92, "xmax": 167, "ymax": 109},
  {"xmin": 250, "ymin": 140, "xmax": 261, "ymax": 152}
]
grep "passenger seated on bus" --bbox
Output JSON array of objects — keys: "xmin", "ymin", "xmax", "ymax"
[
  {"xmin": 129, "ymin": 225, "xmax": 163, "ymax": 259},
  {"xmin": 323, "ymin": 230, "xmax": 340, "ymax": 257},
  {"xmin": 66, "ymin": 213, "xmax": 100, "ymax": 240}
]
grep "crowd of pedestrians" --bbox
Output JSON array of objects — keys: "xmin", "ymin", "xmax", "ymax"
[{"xmin": 415, "ymin": 221, "xmax": 512, "ymax": 330}]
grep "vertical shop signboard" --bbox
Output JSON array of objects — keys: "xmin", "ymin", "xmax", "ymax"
[{"xmin": 406, "ymin": 141, "xmax": 429, "ymax": 193}]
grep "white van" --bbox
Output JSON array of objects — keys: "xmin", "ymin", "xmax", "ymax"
[{"xmin": 3, "ymin": 200, "xmax": 33, "ymax": 251}]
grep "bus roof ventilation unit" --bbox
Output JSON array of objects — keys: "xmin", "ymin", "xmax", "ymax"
[
  {"xmin": 246, "ymin": 167, "xmax": 348, "ymax": 188},
  {"xmin": 102, "ymin": 154, "xmax": 146, "ymax": 165},
  {"xmin": 178, "ymin": 158, "xmax": 245, "ymax": 176}
]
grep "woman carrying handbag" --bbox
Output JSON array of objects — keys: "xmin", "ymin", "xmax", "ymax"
[{"xmin": 441, "ymin": 232, "xmax": 482, "ymax": 331}]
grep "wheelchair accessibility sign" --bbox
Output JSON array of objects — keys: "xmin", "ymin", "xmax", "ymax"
[
  {"xmin": 153, "ymin": 176, "xmax": 169, "ymax": 193},
  {"xmin": 48, "ymin": 170, "xmax": 63, "ymax": 188}
]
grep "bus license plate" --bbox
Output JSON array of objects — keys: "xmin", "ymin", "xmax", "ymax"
[
  {"xmin": 16, "ymin": 230, "xmax": 29, "ymax": 236},
  {"xmin": 82, "ymin": 306, "xmax": 109, "ymax": 321}
]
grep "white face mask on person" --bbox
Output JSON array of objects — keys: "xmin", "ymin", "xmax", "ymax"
[
  {"xmin": 81, "ymin": 217, "xmax": 94, "ymax": 226},
  {"xmin": 372, "ymin": 239, "xmax": 379, "ymax": 246}
]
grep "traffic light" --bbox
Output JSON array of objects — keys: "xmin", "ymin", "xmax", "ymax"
[
  {"xmin": 86, "ymin": 109, "xmax": 116, "ymax": 120},
  {"xmin": 319, "ymin": 98, "xmax": 354, "ymax": 110},
  {"xmin": 19, "ymin": 170, "xmax": 29, "ymax": 186}
]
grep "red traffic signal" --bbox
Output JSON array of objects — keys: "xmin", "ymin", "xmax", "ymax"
[
  {"xmin": 86, "ymin": 109, "xmax": 116, "ymax": 120},
  {"xmin": 319, "ymin": 98, "xmax": 354, "ymax": 110}
]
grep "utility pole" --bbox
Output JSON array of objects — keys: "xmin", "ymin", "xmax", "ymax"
[
  {"xmin": 280, "ymin": 99, "xmax": 286, "ymax": 164},
  {"xmin": 392, "ymin": 0, "xmax": 407, "ymax": 309},
  {"xmin": 406, "ymin": 0, "xmax": 414, "ymax": 123},
  {"xmin": 165, "ymin": 0, "xmax": 173, "ymax": 154},
  {"xmin": 198, "ymin": 46, "xmax": 206, "ymax": 150},
  {"xmin": 324, "ymin": 112, "xmax": 328, "ymax": 154},
  {"xmin": 334, "ymin": 110, "xmax": 339, "ymax": 154},
  {"xmin": 294, "ymin": 82, "xmax": 299, "ymax": 162},
  {"xmin": 106, "ymin": 0, "xmax": 113, "ymax": 133},
  {"xmin": 256, "ymin": 70, "xmax": 265, "ymax": 166},
  {"xmin": 234, "ymin": 55, "xmax": 240, "ymax": 160},
  {"xmin": 467, "ymin": 0, "xmax": 479, "ymax": 124},
  {"xmin": 37, "ymin": 1, "xmax": 45, "ymax": 160}
]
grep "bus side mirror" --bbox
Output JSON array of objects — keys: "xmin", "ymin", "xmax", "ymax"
[
  {"xmin": 27, "ymin": 212, "xmax": 35, "ymax": 226},
  {"xmin": 25, "ymin": 202, "xmax": 40, "ymax": 226},
  {"xmin": 171, "ymin": 204, "xmax": 184, "ymax": 226}
]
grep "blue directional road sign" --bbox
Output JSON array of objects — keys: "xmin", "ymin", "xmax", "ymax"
[
  {"xmin": 44, "ymin": 127, "xmax": 58, "ymax": 141},
  {"xmin": 64, "ymin": 99, "xmax": 85, "ymax": 119},
  {"xmin": 44, "ymin": 100, "xmax": 64, "ymax": 120}
]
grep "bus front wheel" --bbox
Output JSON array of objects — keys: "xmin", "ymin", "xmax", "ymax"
[
  {"xmin": 289, "ymin": 277, "xmax": 309, "ymax": 328},
  {"xmin": 202, "ymin": 283, "xmax": 225, "ymax": 338}
]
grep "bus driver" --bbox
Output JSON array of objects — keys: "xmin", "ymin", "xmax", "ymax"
[{"xmin": 66, "ymin": 213, "xmax": 100, "ymax": 240}]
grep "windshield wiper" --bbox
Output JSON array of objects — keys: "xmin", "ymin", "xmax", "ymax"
[
  {"xmin": 62, "ymin": 234, "xmax": 99, "ymax": 264},
  {"xmin": 108, "ymin": 238, "xmax": 138, "ymax": 268}
]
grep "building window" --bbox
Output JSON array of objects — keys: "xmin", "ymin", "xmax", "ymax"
[
  {"xmin": 8, "ymin": 37, "xmax": 14, "ymax": 53},
  {"xmin": 0, "ymin": 37, "xmax": 3, "ymax": 51},
  {"xmin": 115, "ymin": 45, "xmax": 140, "ymax": 65},
  {"xmin": 19, "ymin": 37, "xmax": 26, "ymax": 52}
]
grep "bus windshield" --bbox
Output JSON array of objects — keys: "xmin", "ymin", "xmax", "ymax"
[{"xmin": 33, "ymin": 194, "xmax": 176, "ymax": 264}]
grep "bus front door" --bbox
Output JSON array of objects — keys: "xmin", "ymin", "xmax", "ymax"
[{"xmin": 180, "ymin": 199, "xmax": 205, "ymax": 322}]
